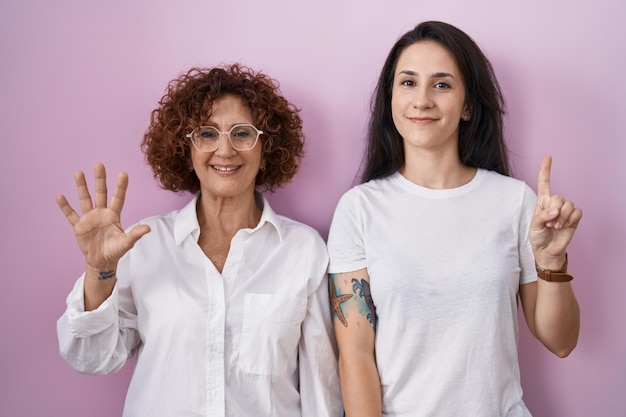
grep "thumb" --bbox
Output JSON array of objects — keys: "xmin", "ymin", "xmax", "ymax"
[
  {"xmin": 126, "ymin": 224, "xmax": 151, "ymax": 248},
  {"xmin": 532, "ymin": 205, "xmax": 559, "ymax": 230}
]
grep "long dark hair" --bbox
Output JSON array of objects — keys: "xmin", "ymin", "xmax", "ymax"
[{"xmin": 361, "ymin": 21, "xmax": 510, "ymax": 183}]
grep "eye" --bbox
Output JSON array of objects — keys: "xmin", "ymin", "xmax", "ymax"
[
  {"xmin": 199, "ymin": 128, "xmax": 218, "ymax": 138},
  {"xmin": 233, "ymin": 130, "xmax": 252, "ymax": 138},
  {"xmin": 400, "ymin": 79, "xmax": 416, "ymax": 87},
  {"xmin": 231, "ymin": 126, "xmax": 256, "ymax": 138},
  {"xmin": 434, "ymin": 81, "xmax": 451, "ymax": 89}
]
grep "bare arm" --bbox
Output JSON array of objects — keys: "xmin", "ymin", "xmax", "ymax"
[
  {"xmin": 522, "ymin": 156, "xmax": 582, "ymax": 357},
  {"xmin": 330, "ymin": 269, "xmax": 381, "ymax": 417},
  {"xmin": 519, "ymin": 279, "xmax": 580, "ymax": 357}
]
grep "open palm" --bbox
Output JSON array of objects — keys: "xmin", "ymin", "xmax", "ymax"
[{"xmin": 56, "ymin": 163, "xmax": 150, "ymax": 271}]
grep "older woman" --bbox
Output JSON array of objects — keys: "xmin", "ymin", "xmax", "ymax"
[{"xmin": 56, "ymin": 64, "xmax": 342, "ymax": 417}]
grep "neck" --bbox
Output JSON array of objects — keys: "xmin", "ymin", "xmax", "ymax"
[
  {"xmin": 400, "ymin": 153, "xmax": 476, "ymax": 189},
  {"xmin": 196, "ymin": 192, "xmax": 262, "ymax": 236}
]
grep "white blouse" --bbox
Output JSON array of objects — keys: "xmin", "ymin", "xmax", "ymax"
[{"xmin": 57, "ymin": 195, "xmax": 342, "ymax": 417}]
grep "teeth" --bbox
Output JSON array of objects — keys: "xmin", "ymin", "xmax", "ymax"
[{"xmin": 212, "ymin": 166, "xmax": 239, "ymax": 172}]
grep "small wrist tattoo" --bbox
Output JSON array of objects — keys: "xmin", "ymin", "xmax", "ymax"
[{"xmin": 98, "ymin": 270, "xmax": 116, "ymax": 280}]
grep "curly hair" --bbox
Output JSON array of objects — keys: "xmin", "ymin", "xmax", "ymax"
[{"xmin": 141, "ymin": 64, "xmax": 304, "ymax": 193}]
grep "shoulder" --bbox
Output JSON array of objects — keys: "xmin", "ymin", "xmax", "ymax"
[
  {"xmin": 136, "ymin": 209, "xmax": 177, "ymax": 227},
  {"xmin": 128, "ymin": 197, "xmax": 198, "ymax": 245},
  {"xmin": 336, "ymin": 174, "xmax": 399, "ymax": 207},
  {"xmin": 275, "ymin": 214, "xmax": 326, "ymax": 249},
  {"xmin": 479, "ymin": 169, "xmax": 535, "ymax": 195},
  {"xmin": 260, "ymin": 198, "xmax": 326, "ymax": 251},
  {"xmin": 133, "ymin": 205, "xmax": 185, "ymax": 232},
  {"xmin": 269, "ymin": 214, "xmax": 330, "ymax": 287},
  {"xmin": 477, "ymin": 170, "xmax": 537, "ymax": 213}
]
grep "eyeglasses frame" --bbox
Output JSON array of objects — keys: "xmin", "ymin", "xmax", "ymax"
[{"xmin": 186, "ymin": 123, "xmax": 264, "ymax": 152}]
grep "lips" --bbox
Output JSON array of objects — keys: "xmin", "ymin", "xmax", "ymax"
[
  {"xmin": 407, "ymin": 114, "xmax": 437, "ymax": 121},
  {"xmin": 407, "ymin": 116, "xmax": 437, "ymax": 125},
  {"xmin": 211, "ymin": 165, "xmax": 241, "ymax": 172}
]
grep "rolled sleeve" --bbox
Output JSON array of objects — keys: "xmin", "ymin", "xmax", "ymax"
[
  {"xmin": 57, "ymin": 272, "xmax": 137, "ymax": 375},
  {"xmin": 64, "ymin": 275, "xmax": 118, "ymax": 337}
]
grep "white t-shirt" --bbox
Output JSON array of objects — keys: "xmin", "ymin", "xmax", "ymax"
[
  {"xmin": 57, "ymin": 195, "xmax": 342, "ymax": 417},
  {"xmin": 327, "ymin": 169, "xmax": 536, "ymax": 417}
]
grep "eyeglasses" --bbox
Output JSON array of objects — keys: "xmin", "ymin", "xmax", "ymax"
[{"xmin": 186, "ymin": 124, "xmax": 263, "ymax": 152}]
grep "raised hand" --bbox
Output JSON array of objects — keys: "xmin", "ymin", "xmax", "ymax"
[
  {"xmin": 528, "ymin": 156, "xmax": 583, "ymax": 266},
  {"xmin": 57, "ymin": 163, "xmax": 151, "ymax": 273}
]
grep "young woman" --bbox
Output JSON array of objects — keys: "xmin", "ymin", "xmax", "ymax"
[{"xmin": 327, "ymin": 21, "xmax": 581, "ymax": 417}]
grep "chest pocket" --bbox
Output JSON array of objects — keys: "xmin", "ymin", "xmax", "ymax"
[{"xmin": 239, "ymin": 293, "xmax": 307, "ymax": 376}]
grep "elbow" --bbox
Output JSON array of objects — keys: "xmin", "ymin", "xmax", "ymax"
[
  {"xmin": 61, "ymin": 351, "xmax": 123, "ymax": 375},
  {"xmin": 532, "ymin": 315, "xmax": 580, "ymax": 358},
  {"xmin": 533, "ymin": 327, "xmax": 579, "ymax": 358},
  {"xmin": 551, "ymin": 340, "xmax": 577, "ymax": 358},
  {"xmin": 59, "ymin": 342, "xmax": 128, "ymax": 375},
  {"xmin": 544, "ymin": 332, "xmax": 578, "ymax": 358},
  {"xmin": 555, "ymin": 350, "xmax": 572, "ymax": 359}
]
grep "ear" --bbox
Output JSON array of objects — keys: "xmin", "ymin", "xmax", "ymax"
[{"xmin": 461, "ymin": 102, "xmax": 472, "ymax": 121}]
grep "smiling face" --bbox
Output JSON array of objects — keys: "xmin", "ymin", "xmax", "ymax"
[
  {"xmin": 190, "ymin": 94, "xmax": 263, "ymax": 202},
  {"xmin": 391, "ymin": 41, "xmax": 470, "ymax": 158}
]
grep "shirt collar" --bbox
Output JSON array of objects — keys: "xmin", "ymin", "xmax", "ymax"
[
  {"xmin": 173, "ymin": 193, "xmax": 283, "ymax": 246},
  {"xmin": 251, "ymin": 194, "xmax": 284, "ymax": 241}
]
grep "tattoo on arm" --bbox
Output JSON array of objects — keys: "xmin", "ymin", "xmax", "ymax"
[
  {"xmin": 330, "ymin": 274, "xmax": 353, "ymax": 327},
  {"xmin": 329, "ymin": 274, "xmax": 376, "ymax": 329},
  {"xmin": 98, "ymin": 270, "xmax": 116, "ymax": 280},
  {"xmin": 351, "ymin": 278, "xmax": 376, "ymax": 326}
]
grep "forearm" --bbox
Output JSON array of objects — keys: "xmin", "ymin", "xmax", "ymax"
[
  {"xmin": 534, "ymin": 280, "xmax": 580, "ymax": 357},
  {"xmin": 339, "ymin": 351, "xmax": 382, "ymax": 417},
  {"xmin": 84, "ymin": 264, "xmax": 118, "ymax": 311}
]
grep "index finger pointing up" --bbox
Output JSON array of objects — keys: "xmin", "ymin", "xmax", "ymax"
[{"xmin": 537, "ymin": 155, "xmax": 552, "ymax": 198}]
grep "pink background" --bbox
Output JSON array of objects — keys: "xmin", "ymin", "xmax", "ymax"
[{"xmin": 1, "ymin": 1, "xmax": 624, "ymax": 416}]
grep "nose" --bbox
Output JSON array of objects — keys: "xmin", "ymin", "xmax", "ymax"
[
  {"xmin": 411, "ymin": 86, "xmax": 434, "ymax": 109},
  {"xmin": 214, "ymin": 132, "xmax": 236, "ymax": 156}
]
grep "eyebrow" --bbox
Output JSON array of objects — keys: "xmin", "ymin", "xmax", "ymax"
[
  {"xmin": 398, "ymin": 70, "xmax": 456, "ymax": 79},
  {"xmin": 200, "ymin": 122, "xmax": 249, "ymax": 128}
]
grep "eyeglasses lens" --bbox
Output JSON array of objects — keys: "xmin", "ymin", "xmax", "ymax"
[{"xmin": 193, "ymin": 125, "xmax": 258, "ymax": 151}]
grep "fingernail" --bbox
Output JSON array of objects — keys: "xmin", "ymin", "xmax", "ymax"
[
  {"xmin": 554, "ymin": 222, "xmax": 562, "ymax": 229},
  {"xmin": 549, "ymin": 209, "xmax": 558, "ymax": 216}
]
